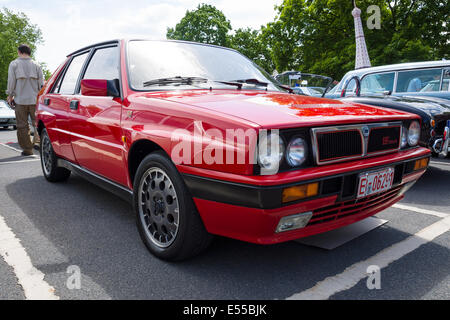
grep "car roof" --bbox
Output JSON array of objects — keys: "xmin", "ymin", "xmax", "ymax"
[
  {"xmin": 343, "ymin": 60, "xmax": 450, "ymax": 78},
  {"xmin": 67, "ymin": 39, "xmax": 238, "ymax": 57}
]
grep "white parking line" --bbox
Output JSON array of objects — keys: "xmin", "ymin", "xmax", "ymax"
[
  {"xmin": 0, "ymin": 215, "xmax": 59, "ymax": 300},
  {"xmin": 430, "ymin": 160, "xmax": 450, "ymax": 167},
  {"xmin": 286, "ymin": 215, "xmax": 450, "ymax": 300},
  {"xmin": 0, "ymin": 159, "xmax": 40, "ymax": 165},
  {"xmin": 0, "ymin": 142, "xmax": 22, "ymax": 153},
  {"xmin": 393, "ymin": 204, "xmax": 449, "ymax": 218}
]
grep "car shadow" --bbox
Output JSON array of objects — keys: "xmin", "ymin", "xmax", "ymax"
[
  {"xmin": 402, "ymin": 165, "xmax": 450, "ymax": 208},
  {"xmin": 5, "ymin": 174, "xmax": 449, "ymax": 300}
]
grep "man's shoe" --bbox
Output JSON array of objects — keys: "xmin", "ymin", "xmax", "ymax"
[
  {"xmin": 33, "ymin": 145, "xmax": 40, "ymax": 151},
  {"xmin": 21, "ymin": 151, "xmax": 33, "ymax": 156}
]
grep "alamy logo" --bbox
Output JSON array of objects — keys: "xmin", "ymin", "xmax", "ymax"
[
  {"xmin": 66, "ymin": 265, "xmax": 81, "ymax": 290},
  {"xmin": 366, "ymin": 265, "xmax": 381, "ymax": 290},
  {"xmin": 367, "ymin": 5, "xmax": 381, "ymax": 30}
]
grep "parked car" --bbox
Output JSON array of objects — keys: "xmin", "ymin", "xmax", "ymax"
[
  {"xmin": 0, "ymin": 100, "xmax": 16, "ymax": 129},
  {"xmin": 36, "ymin": 39, "xmax": 430, "ymax": 261},
  {"xmin": 333, "ymin": 75, "xmax": 450, "ymax": 157},
  {"xmin": 275, "ymin": 71, "xmax": 335, "ymax": 97},
  {"xmin": 325, "ymin": 60, "xmax": 450, "ymax": 100}
]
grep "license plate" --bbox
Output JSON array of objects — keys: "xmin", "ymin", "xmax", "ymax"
[{"xmin": 357, "ymin": 167, "xmax": 394, "ymax": 199}]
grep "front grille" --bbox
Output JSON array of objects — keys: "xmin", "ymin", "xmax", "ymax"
[
  {"xmin": 317, "ymin": 130, "xmax": 362, "ymax": 162},
  {"xmin": 312, "ymin": 122, "xmax": 402, "ymax": 165},
  {"xmin": 368, "ymin": 126, "xmax": 400, "ymax": 153},
  {"xmin": 306, "ymin": 185, "xmax": 402, "ymax": 227}
]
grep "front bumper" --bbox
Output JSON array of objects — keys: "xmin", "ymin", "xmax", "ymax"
[
  {"xmin": 179, "ymin": 147, "xmax": 430, "ymax": 244},
  {"xmin": 0, "ymin": 117, "xmax": 16, "ymax": 126}
]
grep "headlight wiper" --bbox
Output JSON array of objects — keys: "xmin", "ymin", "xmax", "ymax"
[
  {"xmin": 233, "ymin": 78, "xmax": 268, "ymax": 87},
  {"xmin": 143, "ymin": 76, "xmax": 208, "ymax": 87}
]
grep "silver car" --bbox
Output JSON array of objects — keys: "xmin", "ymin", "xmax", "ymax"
[{"xmin": 0, "ymin": 100, "xmax": 16, "ymax": 129}]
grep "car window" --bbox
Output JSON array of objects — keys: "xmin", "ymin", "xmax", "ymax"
[
  {"xmin": 361, "ymin": 72, "xmax": 395, "ymax": 94},
  {"xmin": 396, "ymin": 68, "xmax": 442, "ymax": 93},
  {"xmin": 442, "ymin": 69, "xmax": 450, "ymax": 91},
  {"xmin": 82, "ymin": 46, "xmax": 120, "ymax": 83},
  {"xmin": 58, "ymin": 52, "xmax": 89, "ymax": 95},
  {"xmin": 127, "ymin": 40, "xmax": 282, "ymax": 92}
]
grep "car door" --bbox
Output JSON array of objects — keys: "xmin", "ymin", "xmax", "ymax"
[
  {"xmin": 68, "ymin": 45, "xmax": 127, "ymax": 185},
  {"xmin": 43, "ymin": 52, "xmax": 90, "ymax": 162}
]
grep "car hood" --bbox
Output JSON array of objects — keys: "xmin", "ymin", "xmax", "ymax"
[
  {"xmin": 344, "ymin": 95, "xmax": 450, "ymax": 118},
  {"xmin": 136, "ymin": 90, "xmax": 414, "ymax": 128},
  {"xmin": 0, "ymin": 107, "xmax": 15, "ymax": 118}
]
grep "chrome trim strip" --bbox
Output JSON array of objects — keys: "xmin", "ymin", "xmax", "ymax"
[{"xmin": 311, "ymin": 122, "xmax": 402, "ymax": 165}]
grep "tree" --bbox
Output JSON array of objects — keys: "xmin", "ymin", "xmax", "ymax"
[
  {"xmin": 0, "ymin": 8, "xmax": 43, "ymax": 99},
  {"xmin": 231, "ymin": 28, "xmax": 275, "ymax": 73},
  {"xmin": 262, "ymin": 0, "xmax": 449, "ymax": 80},
  {"xmin": 167, "ymin": 4, "xmax": 232, "ymax": 47}
]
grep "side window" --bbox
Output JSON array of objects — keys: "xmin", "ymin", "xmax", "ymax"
[
  {"xmin": 442, "ymin": 68, "xmax": 450, "ymax": 91},
  {"xmin": 361, "ymin": 72, "xmax": 395, "ymax": 94},
  {"xmin": 58, "ymin": 52, "xmax": 89, "ymax": 95},
  {"xmin": 396, "ymin": 68, "xmax": 442, "ymax": 93},
  {"xmin": 82, "ymin": 46, "xmax": 119, "ymax": 82}
]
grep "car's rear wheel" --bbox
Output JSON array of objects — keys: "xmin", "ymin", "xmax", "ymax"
[
  {"xmin": 40, "ymin": 128, "xmax": 71, "ymax": 182},
  {"xmin": 134, "ymin": 151, "xmax": 212, "ymax": 261}
]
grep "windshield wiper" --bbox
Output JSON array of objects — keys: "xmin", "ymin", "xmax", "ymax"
[
  {"xmin": 143, "ymin": 76, "xmax": 208, "ymax": 87},
  {"xmin": 143, "ymin": 76, "xmax": 245, "ymax": 90},
  {"xmin": 233, "ymin": 78, "xmax": 268, "ymax": 87}
]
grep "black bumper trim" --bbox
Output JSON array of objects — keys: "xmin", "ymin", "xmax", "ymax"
[{"xmin": 181, "ymin": 154, "xmax": 430, "ymax": 210}]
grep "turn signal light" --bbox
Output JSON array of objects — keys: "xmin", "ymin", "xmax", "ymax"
[
  {"xmin": 414, "ymin": 158, "xmax": 429, "ymax": 171},
  {"xmin": 282, "ymin": 182, "xmax": 319, "ymax": 203}
]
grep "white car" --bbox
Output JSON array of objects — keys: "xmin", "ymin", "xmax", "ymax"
[{"xmin": 0, "ymin": 100, "xmax": 16, "ymax": 129}]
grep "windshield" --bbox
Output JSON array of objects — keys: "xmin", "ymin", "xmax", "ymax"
[{"xmin": 127, "ymin": 40, "xmax": 283, "ymax": 92}]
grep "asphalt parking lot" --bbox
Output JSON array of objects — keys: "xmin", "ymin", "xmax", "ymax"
[{"xmin": 0, "ymin": 127, "xmax": 449, "ymax": 300}]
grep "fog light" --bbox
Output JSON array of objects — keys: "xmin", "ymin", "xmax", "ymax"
[
  {"xmin": 413, "ymin": 158, "xmax": 429, "ymax": 171},
  {"xmin": 276, "ymin": 212, "xmax": 313, "ymax": 233},
  {"xmin": 282, "ymin": 182, "xmax": 319, "ymax": 203}
]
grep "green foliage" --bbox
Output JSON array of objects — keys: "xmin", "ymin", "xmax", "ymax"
[
  {"xmin": 263, "ymin": 0, "xmax": 450, "ymax": 80},
  {"xmin": 167, "ymin": 3, "xmax": 232, "ymax": 47},
  {"xmin": 230, "ymin": 28, "xmax": 275, "ymax": 73},
  {"xmin": 0, "ymin": 8, "xmax": 43, "ymax": 98},
  {"xmin": 39, "ymin": 62, "xmax": 52, "ymax": 81}
]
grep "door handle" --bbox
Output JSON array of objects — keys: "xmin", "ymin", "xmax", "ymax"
[
  {"xmin": 43, "ymin": 98, "xmax": 51, "ymax": 106},
  {"xmin": 70, "ymin": 100, "xmax": 79, "ymax": 110}
]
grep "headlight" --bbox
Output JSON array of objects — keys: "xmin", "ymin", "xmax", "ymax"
[
  {"xmin": 258, "ymin": 132, "xmax": 285, "ymax": 173},
  {"xmin": 286, "ymin": 137, "xmax": 307, "ymax": 166},
  {"xmin": 407, "ymin": 121, "xmax": 420, "ymax": 146},
  {"xmin": 401, "ymin": 127, "xmax": 408, "ymax": 148}
]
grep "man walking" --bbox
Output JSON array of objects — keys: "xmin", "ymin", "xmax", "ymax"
[{"xmin": 6, "ymin": 44, "xmax": 44, "ymax": 156}]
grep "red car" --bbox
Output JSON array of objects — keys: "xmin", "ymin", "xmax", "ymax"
[{"xmin": 36, "ymin": 40, "xmax": 430, "ymax": 261}]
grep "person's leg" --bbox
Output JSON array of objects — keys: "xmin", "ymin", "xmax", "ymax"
[
  {"xmin": 14, "ymin": 104, "xmax": 33, "ymax": 155},
  {"xmin": 28, "ymin": 105, "xmax": 40, "ymax": 147}
]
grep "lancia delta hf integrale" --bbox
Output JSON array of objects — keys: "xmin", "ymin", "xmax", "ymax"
[{"xmin": 36, "ymin": 40, "xmax": 430, "ymax": 260}]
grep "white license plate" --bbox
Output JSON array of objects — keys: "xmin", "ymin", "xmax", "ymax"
[{"xmin": 357, "ymin": 167, "xmax": 394, "ymax": 199}]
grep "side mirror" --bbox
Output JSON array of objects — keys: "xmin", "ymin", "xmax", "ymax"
[{"xmin": 80, "ymin": 79, "xmax": 120, "ymax": 98}]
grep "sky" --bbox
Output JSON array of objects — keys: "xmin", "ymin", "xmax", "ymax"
[{"xmin": 1, "ymin": 0, "xmax": 282, "ymax": 71}]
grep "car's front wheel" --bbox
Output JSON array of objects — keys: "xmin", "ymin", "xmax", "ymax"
[
  {"xmin": 134, "ymin": 151, "xmax": 212, "ymax": 261},
  {"xmin": 40, "ymin": 128, "xmax": 71, "ymax": 182}
]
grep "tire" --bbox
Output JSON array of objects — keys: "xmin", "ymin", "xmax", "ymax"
[
  {"xmin": 13, "ymin": 125, "xmax": 17, "ymax": 130},
  {"xmin": 40, "ymin": 128, "xmax": 71, "ymax": 182},
  {"xmin": 133, "ymin": 151, "xmax": 212, "ymax": 261}
]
